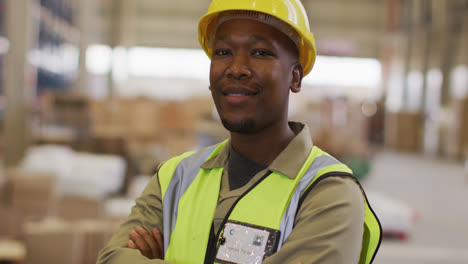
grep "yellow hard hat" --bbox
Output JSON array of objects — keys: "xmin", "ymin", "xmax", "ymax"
[{"xmin": 198, "ymin": 0, "xmax": 317, "ymax": 75}]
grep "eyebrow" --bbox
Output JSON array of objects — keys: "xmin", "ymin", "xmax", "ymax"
[
  {"xmin": 214, "ymin": 35, "xmax": 274, "ymax": 46},
  {"xmin": 249, "ymin": 35, "xmax": 269, "ymax": 43}
]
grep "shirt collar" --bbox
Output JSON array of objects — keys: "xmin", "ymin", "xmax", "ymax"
[{"xmin": 201, "ymin": 122, "xmax": 313, "ymax": 179}]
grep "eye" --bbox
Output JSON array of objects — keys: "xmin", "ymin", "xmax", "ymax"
[
  {"xmin": 213, "ymin": 49, "xmax": 231, "ymax": 56},
  {"xmin": 252, "ymin": 49, "xmax": 274, "ymax": 57}
]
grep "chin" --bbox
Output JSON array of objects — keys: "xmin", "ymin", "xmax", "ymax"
[{"xmin": 221, "ymin": 118, "xmax": 259, "ymax": 134}]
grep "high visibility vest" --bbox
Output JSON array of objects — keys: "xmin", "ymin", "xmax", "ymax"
[{"xmin": 158, "ymin": 141, "xmax": 381, "ymax": 264}]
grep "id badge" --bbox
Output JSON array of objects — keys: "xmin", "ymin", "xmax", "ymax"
[{"xmin": 215, "ymin": 220, "xmax": 281, "ymax": 264}]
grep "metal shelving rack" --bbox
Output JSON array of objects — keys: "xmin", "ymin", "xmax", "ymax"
[{"xmin": 2, "ymin": 0, "xmax": 80, "ymax": 167}]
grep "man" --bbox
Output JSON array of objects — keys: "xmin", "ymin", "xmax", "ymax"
[{"xmin": 97, "ymin": 0, "xmax": 381, "ymax": 263}]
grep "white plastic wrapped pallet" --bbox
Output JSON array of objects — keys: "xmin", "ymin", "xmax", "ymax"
[
  {"xmin": 365, "ymin": 191, "xmax": 418, "ymax": 240},
  {"xmin": 20, "ymin": 145, "xmax": 126, "ymax": 198}
]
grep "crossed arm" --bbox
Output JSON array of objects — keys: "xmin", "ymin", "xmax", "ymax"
[
  {"xmin": 128, "ymin": 226, "xmax": 307, "ymax": 264},
  {"xmin": 123, "ymin": 177, "xmax": 365, "ymax": 263},
  {"xmin": 127, "ymin": 226, "xmax": 164, "ymax": 259},
  {"xmin": 98, "ymin": 175, "xmax": 365, "ymax": 263}
]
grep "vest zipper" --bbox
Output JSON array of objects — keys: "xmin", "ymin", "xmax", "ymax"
[{"xmin": 204, "ymin": 171, "xmax": 272, "ymax": 264}]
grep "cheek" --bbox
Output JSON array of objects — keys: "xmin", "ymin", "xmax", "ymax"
[
  {"xmin": 263, "ymin": 64, "xmax": 291, "ymax": 90},
  {"xmin": 209, "ymin": 62, "xmax": 216, "ymax": 84},
  {"xmin": 209, "ymin": 61, "xmax": 226, "ymax": 85},
  {"xmin": 263, "ymin": 68, "xmax": 291, "ymax": 103}
]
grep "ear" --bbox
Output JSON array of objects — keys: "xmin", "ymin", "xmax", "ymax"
[{"xmin": 290, "ymin": 63, "xmax": 303, "ymax": 93}]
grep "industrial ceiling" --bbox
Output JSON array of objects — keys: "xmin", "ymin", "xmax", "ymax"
[{"xmin": 93, "ymin": 0, "xmax": 388, "ymax": 59}]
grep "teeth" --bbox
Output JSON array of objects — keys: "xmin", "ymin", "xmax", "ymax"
[{"xmin": 228, "ymin": 94, "xmax": 246, "ymax": 97}]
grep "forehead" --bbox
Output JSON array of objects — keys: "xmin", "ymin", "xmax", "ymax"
[{"xmin": 213, "ymin": 19, "xmax": 294, "ymax": 48}]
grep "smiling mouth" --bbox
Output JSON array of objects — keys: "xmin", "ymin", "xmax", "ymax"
[
  {"xmin": 225, "ymin": 93, "xmax": 255, "ymax": 97},
  {"xmin": 221, "ymin": 88, "xmax": 258, "ymax": 105},
  {"xmin": 222, "ymin": 88, "xmax": 258, "ymax": 97}
]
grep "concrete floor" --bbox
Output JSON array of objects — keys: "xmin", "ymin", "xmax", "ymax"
[{"xmin": 361, "ymin": 150, "xmax": 468, "ymax": 264}]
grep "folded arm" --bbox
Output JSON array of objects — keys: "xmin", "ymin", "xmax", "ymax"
[{"xmin": 97, "ymin": 172, "xmax": 173, "ymax": 264}]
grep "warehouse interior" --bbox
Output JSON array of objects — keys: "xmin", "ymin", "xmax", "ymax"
[{"xmin": 0, "ymin": 0, "xmax": 468, "ymax": 263}]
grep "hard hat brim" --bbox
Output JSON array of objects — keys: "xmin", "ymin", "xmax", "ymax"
[{"xmin": 198, "ymin": 10, "xmax": 316, "ymax": 75}]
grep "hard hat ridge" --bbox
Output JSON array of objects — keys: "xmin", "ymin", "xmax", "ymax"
[{"xmin": 215, "ymin": 10, "xmax": 302, "ymax": 54}]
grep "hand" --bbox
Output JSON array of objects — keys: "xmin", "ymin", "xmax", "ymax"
[{"xmin": 128, "ymin": 226, "xmax": 164, "ymax": 259}]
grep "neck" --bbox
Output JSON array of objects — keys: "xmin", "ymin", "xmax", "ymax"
[{"xmin": 230, "ymin": 121, "xmax": 295, "ymax": 165}]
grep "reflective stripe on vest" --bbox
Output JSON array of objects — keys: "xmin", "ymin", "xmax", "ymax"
[{"xmin": 158, "ymin": 141, "xmax": 381, "ymax": 263}]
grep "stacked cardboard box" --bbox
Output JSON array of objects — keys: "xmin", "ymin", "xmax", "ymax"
[
  {"xmin": 441, "ymin": 97, "xmax": 468, "ymax": 159},
  {"xmin": 91, "ymin": 97, "xmax": 206, "ymax": 141},
  {"xmin": 158, "ymin": 132, "xmax": 197, "ymax": 158},
  {"xmin": 303, "ymin": 99, "xmax": 372, "ymax": 159},
  {"xmin": 130, "ymin": 98, "xmax": 162, "ymax": 140},
  {"xmin": 0, "ymin": 179, "xmax": 7, "ymax": 207},
  {"xmin": 397, "ymin": 111, "xmax": 424, "ymax": 152},
  {"xmin": 442, "ymin": 98, "xmax": 463, "ymax": 159},
  {"xmin": 53, "ymin": 94, "xmax": 91, "ymax": 131},
  {"xmin": 57, "ymin": 195, "xmax": 104, "ymax": 221},
  {"xmin": 460, "ymin": 98, "xmax": 468, "ymax": 158},
  {"xmin": 89, "ymin": 97, "xmax": 207, "ymax": 179},
  {"xmin": 159, "ymin": 101, "xmax": 198, "ymax": 134},
  {"xmin": 24, "ymin": 219, "xmax": 84, "ymax": 264},
  {"xmin": 77, "ymin": 220, "xmax": 120, "ymax": 264},
  {"xmin": 0, "ymin": 207, "xmax": 18, "ymax": 238},
  {"xmin": 385, "ymin": 111, "xmax": 424, "ymax": 153},
  {"xmin": 23, "ymin": 219, "xmax": 120, "ymax": 264},
  {"xmin": 384, "ymin": 111, "xmax": 399, "ymax": 149},
  {"xmin": 36, "ymin": 94, "xmax": 91, "ymax": 150},
  {"xmin": 89, "ymin": 98, "xmax": 127, "ymax": 139},
  {"xmin": 90, "ymin": 97, "xmax": 162, "ymax": 141},
  {"xmin": 346, "ymin": 101, "xmax": 372, "ymax": 157},
  {"xmin": 6, "ymin": 169, "xmax": 58, "ymax": 222}
]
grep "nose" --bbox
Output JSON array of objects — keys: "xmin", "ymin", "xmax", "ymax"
[{"xmin": 226, "ymin": 53, "xmax": 252, "ymax": 80}]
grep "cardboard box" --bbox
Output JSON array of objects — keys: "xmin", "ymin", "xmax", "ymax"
[
  {"xmin": 159, "ymin": 132, "xmax": 197, "ymax": 158},
  {"xmin": 384, "ymin": 111, "xmax": 423, "ymax": 153},
  {"xmin": 7, "ymin": 169, "xmax": 58, "ymax": 221},
  {"xmin": 384, "ymin": 111, "xmax": 399, "ymax": 149},
  {"xmin": 57, "ymin": 195, "xmax": 104, "ymax": 221},
  {"xmin": 439, "ymin": 98, "xmax": 468, "ymax": 160},
  {"xmin": 0, "ymin": 206, "xmax": 38, "ymax": 240},
  {"xmin": 127, "ymin": 98, "xmax": 162, "ymax": 140},
  {"xmin": 397, "ymin": 111, "xmax": 423, "ymax": 152},
  {"xmin": 24, "ymin": 219, "xmax": 84, "ymax": 264},
  {"xmin": 0, "ymin": 180, "xmax": 7, "ymax": 207},
  {"xmin": 76, "ymin": 220, "xmax": 121, "ymax": 264},
  {"xmin": 0, "ymin": 206, "xmax": 16, "ymax": 238},
  {"xmin": 159, "ymin": 101, "xmax": 198, "ymax": 134},
  {"xmin": 442, "ymin": 99, "xmax": 463, "ymax": 159},
  {"xmin": 23, "ymin": 219, "xmax": 120, "ymax": 264},
  {"xmin": 460, "ymin": 98, "xmax": 468, "ymax": 157}
]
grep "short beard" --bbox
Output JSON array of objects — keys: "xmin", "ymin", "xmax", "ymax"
[{"xmin": 221, "ymin": 118, "xmax": 258, "ymax": 134}]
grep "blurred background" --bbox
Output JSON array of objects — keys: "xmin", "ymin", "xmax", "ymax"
[{"xmin": 0, "ymin": 0, "xmax": 467, "ymax": 263}]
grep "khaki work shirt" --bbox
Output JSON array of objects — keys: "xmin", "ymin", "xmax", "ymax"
[{"xmin": 97, "ymin": 122, "xmax": 365, "ymax": 264}]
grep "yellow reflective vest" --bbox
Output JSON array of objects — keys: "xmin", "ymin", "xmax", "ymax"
[{"xmin": 158, "ymin": 141, "xmax": 381, "ymax": 263}]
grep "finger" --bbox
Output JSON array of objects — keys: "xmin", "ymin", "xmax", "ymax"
[
  {"xmin": 127, "ymin": 240, "xmax": 137, "ymax": 249},
  {"xmin": 152, "ymin": 228, "xmax": 164, "ymax": 257},
  {"xmin": 136, "ymin": 226, "xmax": 159, "ymax": 259},
  {"xmin": 129, "ymin": 229, "xmax": 152, "ymax": 258}
]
